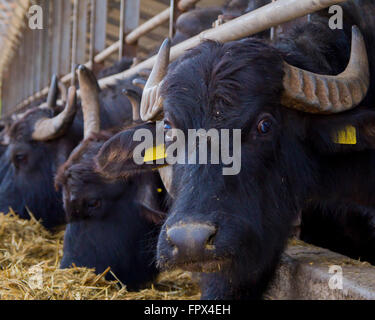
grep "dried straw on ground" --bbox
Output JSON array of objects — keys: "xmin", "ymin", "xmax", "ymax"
[{"xmin": 0, "ymin": 211, "xmax": 200, "ymax": 300}]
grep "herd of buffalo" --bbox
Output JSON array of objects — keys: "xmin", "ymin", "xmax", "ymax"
[{"xmin": 0, "ymin": 0, "xmax": 375, "ymax": 299}]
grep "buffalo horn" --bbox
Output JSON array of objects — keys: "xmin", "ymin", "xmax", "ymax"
[
  {"xmin": 282, "ymin": 26, "xmax": 369, "ymax": 114},
  {"xmin": 77, "ymin": 65, "xmax": 101, "ymax": 139},
  {"xmin": 140, "ymin": 38, "xmax": 171, "ymax": 121},
  {"xmin": 32, "ymin": 87, "xmax": 78, "ymax": 141}
]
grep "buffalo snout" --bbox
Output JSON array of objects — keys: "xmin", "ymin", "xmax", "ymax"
[{"xmin": 166, "ymin": 223, "xmax": 217, "ymax": 262}]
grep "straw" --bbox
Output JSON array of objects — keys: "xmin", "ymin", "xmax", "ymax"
[{"xmin": 0, "ymin": 211, "xmax": 200, "ymax": 300}]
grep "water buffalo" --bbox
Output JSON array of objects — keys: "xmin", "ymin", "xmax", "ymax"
[
  {"xmin": 55, "ymin": 67, "xmax": 167, "ymax": 289},
  {"xmin": 172, "ymin": 0, "xmax": 258, "ymax": 46},
  {"xmin": 300, "ymin": 203, "xmax": 375, "ymax": 265},
  {"xmin": 0, "ymin": 62, "xmax": 142, "ymax": 229},
  {"xmin": 97, "ymin": 57, "xmax": 135, "ymax": 79},
  {"xmin": 95, "ymin": 0, "xmax": 375, "ymax": 299},
  {"xmin": 55, "ymin": 132, "xmax": 167, "ymax": 289},
  {"xmin": 172, "ymin": 7, "xmax": 223, "ymax": 45}
]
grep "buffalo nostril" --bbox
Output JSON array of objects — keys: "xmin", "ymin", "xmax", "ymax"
[
  {"xmin": 205, "ymin": 230, "xmax": 217, "ymax": 250},
  {"xmin": 167, "ymin": 223, "xmax": 217, "ymax": 258}
]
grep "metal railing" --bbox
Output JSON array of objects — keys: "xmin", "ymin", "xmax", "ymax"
[
  {"xmin": 1, "ymin": 0, "xmax": 347, "ymax": 117},
  {"xmin": 1, "ymin": 0, "xmax": 201, "ymax": 117}
]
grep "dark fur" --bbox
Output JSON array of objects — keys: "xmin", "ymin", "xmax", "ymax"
[
  {"xmin": 96, "ymin": 1, "xmax": 375, "ymax": 299},
  {"xmin": 97, "ymin": 57, "xmax": 134, "ymax": 79},
  {"xmin": 172, "ymin": 8, "xmax": 223, "ymax": 46},
  {"xmin": 301, "ymin": 203, "xmax": 375, "ymax": 265},
  {"xmin": 55, "ymin": 132, "xmax": 167, "ymax": 290},
  {"xmin": 171, "ymin": 0, "xmax": 256, "ymax": 47},
  {"xmin": 95, "ymin": 122, "xmax": 161, "ymax": 179}
]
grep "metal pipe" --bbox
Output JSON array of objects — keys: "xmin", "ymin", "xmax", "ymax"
[
  {"xmin": 71, "ymin": 0, "xmax": 79, "ymax": 86},
  {"xmin": 8, "ymin": 0, "xmax": 347, "ymax": 114},
  {"xmin": 89, "ymin": 0, "xmax": 96, "ymax": 68},
  {"xmin": 98, "ymin": 0, "xmax": 348, "ymax": 89},
  {"xmin": 169, "ymin": 0, "xmax": 177, "ymax": 39},
  {"xmin": 126, "ymin": 0, "xmax": 200, "ymax": 45},
  {"xmin": 119, "ymin": 0, "xmax": 125, "ymax": 60},
  {"xmin": 270, "ymin": 0, "xmax": 276, "ymax": 41}
]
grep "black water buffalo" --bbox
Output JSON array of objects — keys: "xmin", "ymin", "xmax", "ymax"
[
  {"xmin": 172, "ymin": 0, "xmax": 257, "ymax": 46},
  {"xmin": 95, "ymin": 0, "xmax": 375, "ymax": 299},
  {"xmin": 97, "ymin": 57, "xmax": 135, "ymax": 79},
  {"xmin": 172, "ymin": 7, "xmax": 223, "ymax": 45},
  {"xmin": 0, "ymin": 62, "xmax": 142, "ymax": 229},
  {"xmin": 300, "ymin": 203, "xmax": 375, "ymax": 265},
  {"xmin": 55, "ymin": 68, "xmax": 167, "ymax": 289},
  {"xmin": 55, "ymin": 132, "xmax": 166, "ymax": 289},
  {"xmin": 0, "ymin": 85, "xmax": 81, "ymax": 228}
]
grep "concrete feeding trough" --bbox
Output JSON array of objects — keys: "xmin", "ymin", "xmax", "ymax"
[{"xmin": 268, "ymin": 241, "xmax": 375, "ymax": 300}]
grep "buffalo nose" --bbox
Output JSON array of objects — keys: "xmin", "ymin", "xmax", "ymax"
[{"xmin": 167, "ymin": 224, "xmax": 217, "ymax": 259}]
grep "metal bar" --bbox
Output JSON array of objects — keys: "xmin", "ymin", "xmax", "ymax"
[
  {"xmin": 126, "ymin": 0, "xmax": 200, "ymax": 45},
  {"xmin": 9, "ymin": 61, "xmax": 14, "ymax": 109},
  {"xmin": 36, "ymin": 27, "xmax": 43, "ymax": 92},
  {"xmin": 19, "ymin": 32, "xmax": 25, "ymax": 102},
  {"xmin": 25, "ymin": 28, "xmax": 31, "ymax": 98},
  {"xmin": 30, "ymin": 26, "xmax": 34, "ymax": 97},
  {"xmin": 270, "ymin": 0, "xmax": 276, "ymax": 41},
  {"xmin": 61, "ymin": 0, "xmax": 72, "ymax": 77},
  {"xmin": 1, "ymin": 72, "xmax": 7, "ymax": 115},
  {"xmin": 119, "ymin": 0, "xmax": 125, "ymax": 60},
  {"xmin": 16, "ymin": 51, "xmax": 20, "ymax": 106},
  {"xmin": 26, "ymin": 27, "xmax": 31, "ymax": 97},
  {"xmin": 71, "ymin": 0, "xmax": 79, "ymax": 85},
  {"xmin": 15, "ymin": 43, "xmax": 20, "ymax": 106},
  {"xmin": 34, "ymin": 0, "xmax": 43, "ymax": 92},
  {"xmin": 169, "ymin": 0, "xmax": 177, "ymax": 39},
  {"xmin": 94, "ymin": 0, "xmax": 107, "ymax": 54},
  {"xmin": 10, "ymin": 0, "xmax": 347, "ymax": 113},
  {"xmin": 120, "ymin": 0, "xmax": 140, "ymax": 59},
  {"xmin": 30, "ymin": 27, "xmax": 36, "ymax": 96},
  {"xmin": 97, "ymin": 0, "xmax": 350, "ymax": 89},
  {"xmin": 51, "ymin": 0, "xmax": 62, "ymax": 76},
  {"xmin": 41, "ymin": 0, "xmax": 51, "ymax": 89},
  {"xmin": 89, "ymin": 0, "xmax": 96, "ymax": 67},
  {"xmin": 77, "ymin": 0, "xmax": 88, "ymax": 64}
]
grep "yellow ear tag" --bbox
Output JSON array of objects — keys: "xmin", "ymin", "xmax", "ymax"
[
  {"xmin": 144, "ymin": 144, "xmax": 167, "ymax": 162},
  {"xmin": 332, "ymin": 125, "xmax": 357, "ymax": 145}
]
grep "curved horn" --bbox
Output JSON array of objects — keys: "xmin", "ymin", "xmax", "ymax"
[
  {"xmin": 32, "ymin": 87, "xmax": 78, "ymax": 141},
  {"xmin": 122, "ymin": 88, "xmax": 142, "ymax": 122},
  {"xmin": 140, "ymin": 38, "xmax": 171, "ymax": 121},
  {"xmin": 77, "ymin": 65, "xmax": 101, "ymax": 139},
  {"xmin": 58, "ymin": 80, "xmax": 68, "ymax": 104},
  {"xmin": 46, "ymin": 74, "xmax": 59, "ymax": 109},
  {"xmin": 282, "ymin": 26, "xmax": 370, "ymax": 114}
]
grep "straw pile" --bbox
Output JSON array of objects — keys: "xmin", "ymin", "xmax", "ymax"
[{"xmin": 0, "ymin": 210, "xmax": 200, "ymax": 300}]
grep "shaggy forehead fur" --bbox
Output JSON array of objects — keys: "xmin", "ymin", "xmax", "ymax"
[
  {"xmin": 9, "ymin": 108, "xmax": 54, "ymax": 142},
  {"xmin": 161, "ymin": 39, "xmax": 285, "ymax": 131},
  {"xmin": 55, "ymin": 132, "xmax": 113, "ymax": 190}
]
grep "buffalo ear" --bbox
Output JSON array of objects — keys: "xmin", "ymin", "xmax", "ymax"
[
  {"xmin": 94, "ymin": 122, "xmax": 164, "ymax": 179},
  {"xmin": 139, "ymin": 203, "xmax": 167, "ymax": 225},
  {"xmin": 307, "ymin": 108, "xmax": 375, "ymax": 154}
]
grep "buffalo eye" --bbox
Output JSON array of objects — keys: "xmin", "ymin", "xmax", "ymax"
[
  {"xmin": 87, "ymin": 199, "xmax": 101, "ymax": 210},
  {"xmin": 13, "ymin": 154, "xmax": 28, "ymax": 168},
  {"xmin": 163, "ymin": 120, "xmax": 172, "ymax": 131},
  {"xmin": 164, "ymin": 120, "xmax": 175, "ymax": 142},
  {"xmin": 257, "ymin": 119, "xmax": 273, "ymax": 134}
]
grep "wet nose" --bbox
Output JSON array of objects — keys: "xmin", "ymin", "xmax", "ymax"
[{"xmin": 167, "ymin": 224, "xmax": 217, "ymax": 260}]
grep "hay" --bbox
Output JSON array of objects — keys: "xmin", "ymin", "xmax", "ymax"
[{"xmin": 0, "ymin": 210, "xmax": 200, "ymax": 300}]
